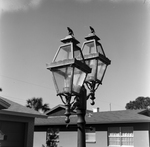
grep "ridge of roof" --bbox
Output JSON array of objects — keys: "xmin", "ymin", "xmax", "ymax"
[
  {"xmin": 0, "ymin": 96, "xmax": 47, "ymax": 118},
  {"xmin": 0, "ymin": 98, "xmax": 11, "ymax": 109},
  {"xmin": 45, "ymin": 104, "xmax": 66, "ymax": 115}
]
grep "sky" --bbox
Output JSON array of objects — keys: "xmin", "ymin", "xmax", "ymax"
[{"xmin": 0, "ymin": 0, "xmax": 150, "ymax": 112}]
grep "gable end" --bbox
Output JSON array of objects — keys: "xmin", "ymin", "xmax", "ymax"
[{"xmin": 0, "ymin": 99, "xmax": 10, "ymax": 110}]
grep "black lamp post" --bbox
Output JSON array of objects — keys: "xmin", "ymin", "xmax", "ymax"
[{"xmin": 47, "ymin": 27, "xmax": 111, "ymax": 147}]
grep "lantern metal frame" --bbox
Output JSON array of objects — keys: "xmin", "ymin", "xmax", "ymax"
[
  {"xmin": 47, "ymin": 27, "xmax": 111, "ymax": 147},
  {"xmin": 81, "ymin": 34, "xmax": 111, "ymax": 105},
  {"xmin": 48, "ymin": 34, "xmax": 91, "ymax": 95}
]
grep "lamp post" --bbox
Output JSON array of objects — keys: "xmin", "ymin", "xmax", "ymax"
[{"xmin": 47, "ymin": 27, "xmax": 111, "ymax": 147}]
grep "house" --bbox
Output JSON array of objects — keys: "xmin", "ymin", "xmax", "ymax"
[
  {"xmin": 0, "ymin": 96, "xmax": 47, "ymax": 147},
  {"xmin": 35, "ymin": 105, "xmax": 150, "ymax": 147}
]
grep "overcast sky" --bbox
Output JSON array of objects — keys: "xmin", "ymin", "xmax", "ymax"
[{"xmin": 0, "ymin": 0, "xmax": 150, "ymax": 111}]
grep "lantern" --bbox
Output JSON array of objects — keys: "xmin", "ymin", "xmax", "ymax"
[
  {"xmin": 81, "ymin": 28, "xmax": 111, "ymax": 104},
  {"xmin": 47, "ymin": 34, "xmax": 91, "ymax": 97}
]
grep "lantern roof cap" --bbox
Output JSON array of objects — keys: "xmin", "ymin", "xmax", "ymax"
[
  {"xmin": 85, "ymin": 33, "xmax": 100, "ymax": 41},
  {"xmin": 61, "ymin": 35, "xmax": 80, "ymax": 44}
]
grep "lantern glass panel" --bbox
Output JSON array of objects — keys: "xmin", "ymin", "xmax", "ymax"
[
  {"xmin": 72, "ymin": 67, "xmax": 86, "ymax": 94},
  {"xmin": 54, "ymin": 44, "xmax": 72, "ymax": 62},
  {"xmin": 82, "ymin": 41, "xmax": 96, "ymax": 56},
  {"xmin": 97, "ymin": 60, "xmax": 107, "ymax": 82},
  {"xmin": 96, "ymin": 42, "xmax": 105, "ymax": 56},
  {"xmin": 74, "ymin": 47, "xmax": 85, "ymax": 63},
  {"xmin": 85, "ymin": 59, "xmax": 106, "ymax": 83},
  {"xmin": 52, "ymin": 66, "xmax": 73, "ymax": 94},
  {"xmin": 85, "ymin": 59, "xmax": 97, "ymax": 81}
]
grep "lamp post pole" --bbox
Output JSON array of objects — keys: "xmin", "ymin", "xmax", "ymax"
[{"xmin": 76, "ymin": 86, "xmax": 87, "ymax": 147}]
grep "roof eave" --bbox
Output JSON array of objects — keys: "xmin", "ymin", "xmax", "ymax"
[{"xmin": 0, "ymin": 110, "xmax": 47, "ymax": 118}]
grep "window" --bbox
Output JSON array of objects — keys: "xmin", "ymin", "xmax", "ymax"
[
  {"xmin": 86, "ymin": 127, "xmax": 96, "ymax": 143},
  {"xmin": 108, "ymin": 127, "xmax": 133, "ymax": 146}
]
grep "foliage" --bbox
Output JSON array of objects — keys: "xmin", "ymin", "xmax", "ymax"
[
  {"xmin": 46, "ymin": 128, "xmax": 59, "ymax": 147},
  {"xmin": 26, "ymin": 97, "xmax": 50, "ymax": 113},
  {"xmin": 125, "ymin": 97, "xmax": 150, "ymax": 110}
]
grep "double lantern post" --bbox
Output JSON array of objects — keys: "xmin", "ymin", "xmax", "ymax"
[{"xmin": 47, "ymin": 27, "xmax": 111, "ymax": 147}]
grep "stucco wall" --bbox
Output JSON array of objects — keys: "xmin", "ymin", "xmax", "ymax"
[
  {"xmin": 0, "ymin": 114, "xmax": 34, "ymax": 147},
  {"xmin": 58, "ymin": 131, "xmax": 108, "ymax": 147},
  {"xmin": 57, "ymin": 130, "xmax": 108, "ymax": 147},
  {"xmin": 58, "ymin": 129, "xmax": 149, "ymax": 147},
  {"xmin": 33, "ymin": 132, "xmax": 47, "ymax": 147},
  {"xmin": 59, "ymin": 131, "xmax": 77, "ymax": 147},
  {"xmin": 57, "ymin": 123, "xmax": 150, "ymax": 147},
  {"xmin": 133, "ymin": 123, "xmax": 150, "ymax": 147},
  {"xmin": 134, "ymin": 130, "xmax": 149, "ymax": 147},
  {"xmin": 34, "ymin": 123, "xmax": 150, "ymax": 147}
]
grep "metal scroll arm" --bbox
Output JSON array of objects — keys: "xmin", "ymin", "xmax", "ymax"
[
  {"xmin": 85, "ymin": 81, "xmax": 100, "ymax": 105},
  {"xmin": 57, "ymin": 93, "xmax": 79, "ymax": 124}
]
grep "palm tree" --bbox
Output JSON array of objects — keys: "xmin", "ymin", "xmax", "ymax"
[{"xmin": 26, "ymin": 97, "xmax": 50, "ymax": 113}]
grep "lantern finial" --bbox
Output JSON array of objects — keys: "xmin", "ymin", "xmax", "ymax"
[
  {"xmin": 67, "ymin": 27, "xmax": 74, "ymax": 36},
  {"xmin": 89, "ymin": 26, "xmax": 95, "ymax": 34}
]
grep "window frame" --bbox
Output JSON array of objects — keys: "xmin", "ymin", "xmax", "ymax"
[
  {"xmin": 108, "ymin": 127, "xmax": 134, "ymax": 147},
  {"xmin": 86, "ymin": 127, "xmax": 96, "ymax": 143}
]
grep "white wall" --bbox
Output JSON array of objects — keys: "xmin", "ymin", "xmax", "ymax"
[
  {"xmin": 59, "ymin": 131, "xmax": 108, "ymax": 147},
  {"xmin": 33, "ymin": 132, "xmax": 46, "ymax": 147},
  {"xmin": 134, "ymin": 130, "xmax": 149, "ymax": 147},
  {"xmin": 59, "ymin": 131, "xmax": 77, "ymax": 147},
  {"xmin": 33, "ymin": 129, "xmax": 150, "ymax": 147}
]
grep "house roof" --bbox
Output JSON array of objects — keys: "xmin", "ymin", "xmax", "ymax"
[
  {"xmin": 0, "ymin": 97, "xmax": 47, "ymax": 118},
  {"xmin": 35, "ymin": 109, "xmax": 150, "ymax": 126}
]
